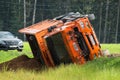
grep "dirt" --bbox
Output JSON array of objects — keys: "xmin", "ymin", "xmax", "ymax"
[
  {"xmin": 107, "ymin": 53, "xmax": 120, "ymax": 58},
  {"xmin": 101, "ymin": 50, "xmax": 120, "ymax": 58},
  {"xmin": 0, "ymin": 55, "xmax": 42, "ymax": 71}
]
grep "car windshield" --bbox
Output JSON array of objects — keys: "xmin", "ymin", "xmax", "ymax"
[{"xmin": 0, "ymin": 32, "xmax": 15, "ymax": 38}]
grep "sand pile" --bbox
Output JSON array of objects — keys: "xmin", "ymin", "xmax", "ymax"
[{"xmin": 0, "ymin": 55, "xmax": 42, "ymax": 71}]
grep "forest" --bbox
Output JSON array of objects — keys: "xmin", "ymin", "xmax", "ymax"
[{"xmin": 0, "ymin": 0, "xmax": 120, "ymax": 43}]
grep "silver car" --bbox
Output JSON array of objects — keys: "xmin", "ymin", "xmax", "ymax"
[{"xmin": 0, "ymin": 31, "xmax": 23, "ymax": 52}]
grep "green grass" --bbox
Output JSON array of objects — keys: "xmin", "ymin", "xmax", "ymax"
[
  {"xmin": 0, "ymin": 43, "xmax": 120, "ymax": 80},
  {"xmin": 101, "ymin": 44, "xmax": 120, "ymax": 53}
]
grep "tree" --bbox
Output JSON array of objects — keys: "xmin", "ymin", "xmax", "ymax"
[
  {"xmin": 115, "ymin": 0, "xmax": 120, "ymax": 43},
  {"xmin": 0, "ymin": 0, "xmax": 120, "ymax": 43},
  {"xmin": 32, "ymin": 0, "xmax": 37, "ymax": 24}
]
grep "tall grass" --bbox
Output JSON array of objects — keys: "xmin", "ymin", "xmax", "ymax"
[{"xmin": 0, "ymin": 43, "xmax": 120, "ymax": 80}]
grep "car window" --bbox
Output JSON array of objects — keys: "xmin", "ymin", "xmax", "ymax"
[{"xmin": 0, "ymin": 32, "xmax": 15, "ymax": 38}]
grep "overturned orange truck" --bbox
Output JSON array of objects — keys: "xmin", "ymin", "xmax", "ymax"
[{"xmin": 19, "ymin": 12, "xmax": 102, "ymax": 67}]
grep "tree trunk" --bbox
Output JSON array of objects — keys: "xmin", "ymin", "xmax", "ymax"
[
  {"xmin": 32, "ymin": 0, "xmax": 37, "ymax": 24},
  {"xmin": 103, "ymin": 0, "xmax": 109, "ymax": 43},
  {"xmin": 99, "ymin": 2, "xmax": 103, "ymax": 42},
  {"xmin": 115, "ymin": 0, "xmax": 120, "ymax": 43},
  {"xmin": 24, "ymin": 0, "xmax": 26, "ymax": 41}
]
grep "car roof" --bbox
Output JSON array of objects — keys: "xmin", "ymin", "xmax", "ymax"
[{"xmin": 0, "ymin": 31, "xmax": 11, "ymax": 33}]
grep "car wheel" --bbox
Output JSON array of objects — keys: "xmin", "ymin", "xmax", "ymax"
[
  {"xmin": 4, "ymin": 49, "xmax": 8, "ymax": 51},
  {"xmin": 17, "ymin": 49, "xmax": 23, "ymax": 52}
]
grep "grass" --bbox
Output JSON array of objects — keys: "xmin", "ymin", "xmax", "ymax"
[
  {"xmin": 0, "ymin": 43, "xmax": 120, "ymax": 80},
  {"xmin": 0, "ymin": 57, "xmax": 120, "ymax": 80},
  {"xmin": 101, "ymin": 44, "xmax": 120, "ymax": 53}
]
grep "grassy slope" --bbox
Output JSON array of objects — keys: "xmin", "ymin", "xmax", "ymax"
[{"xmin": 0, "ymin": 43, "xmax": 120, "ymax": 80}]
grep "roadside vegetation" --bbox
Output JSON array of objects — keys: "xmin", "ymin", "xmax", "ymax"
[{"xmin": 0, "ymin": 42, "xmax": 120, "ymax": 80}]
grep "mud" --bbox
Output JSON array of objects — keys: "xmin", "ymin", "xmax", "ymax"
[
  {"xmin": 107, "ymin": 53, "xmax": 120, "ymax": 58},
  {"xmin": 0, "ymin": 55, "xmax": 42, "ymax": 71}
]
